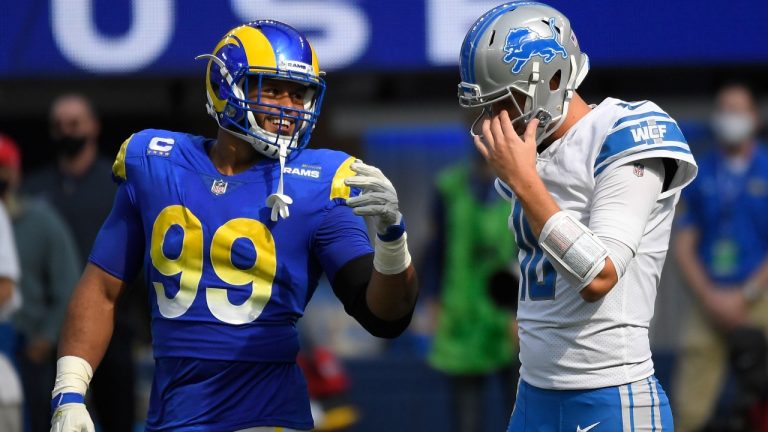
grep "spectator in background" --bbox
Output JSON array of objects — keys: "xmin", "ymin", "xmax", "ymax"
[
  {"xmin": 0, "ymin": 134, "xmax": 81, "ymax": 432},
  {"xmin": 23, "ymin": 94, "xmax": 135, "ymax": 432},
  {"xmin": 0, "ymin": 195, "xmax": 22, "ymax": 432},
  {"xmin": 426, "ymin": 155, "xmax": 519, "ymax": 432},
  {"xmin": 673, "ymin": 82, "xmax": 768, "ymax": 431}
]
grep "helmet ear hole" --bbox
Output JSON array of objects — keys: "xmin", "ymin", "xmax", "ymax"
[{"xmin": 549, "ymin": 70, "xmax": 562, "ymax": 91}]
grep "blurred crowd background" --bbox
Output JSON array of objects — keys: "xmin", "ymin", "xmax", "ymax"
[{"xmin": 1, "ymin": 1, "xmax": 768, "ymax": 431}]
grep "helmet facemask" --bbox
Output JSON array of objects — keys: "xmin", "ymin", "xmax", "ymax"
[
  {"xmin": 199, "ymin": 52, "xmax": 326, "ymax": 159},
  {"xmin": 196, "ymin": 20, "xmax": 327, "ymax": 222}
]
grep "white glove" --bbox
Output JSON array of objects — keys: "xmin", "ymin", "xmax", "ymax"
[
  {"xmin": 51, "ymin": 403, "xmax": 95, "ymax": 432},
  {"xmin": 344, "ymin": 160, "xmax": 403, "ymax": 237},
  {"xmin": 344, "ymin": 160, "xmax": 411, "ymax": 274},
  {"xmin": 50, "ymin": 356, "xmax": 95, "ymax": 432}
]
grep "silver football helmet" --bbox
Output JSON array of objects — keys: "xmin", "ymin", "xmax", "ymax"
[{"xmin": 458, "ymin": 2, "xmax": 589, "ymax": 144}]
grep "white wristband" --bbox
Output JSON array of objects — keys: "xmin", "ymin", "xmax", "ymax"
[
  {"xmin": 373, "ymin": 232, "xmax": 412, "ymax": 275},
  {"xmin": 52, "ymin": 356, "xmax": 93, "ymax": 397}
]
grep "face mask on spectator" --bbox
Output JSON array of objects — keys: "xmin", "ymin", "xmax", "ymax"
[
  {"xmin": 712, "ymin": 111, "xmax": 755, "ymax": 146},
  {"xmin": 53, "ymin": 135, "xmax": 87, "ymax": 158}
]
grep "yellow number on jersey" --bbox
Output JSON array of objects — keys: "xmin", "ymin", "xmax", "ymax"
[
  {"xmin": 151, "ymin": 205, "xmax": 203, "ymax": 318},
  {"xmin": 150, "ymin": 206, "xmax": 276, "ymax": 324},
  {"xmin": 208, "ymin": 218, "xmax": 276, "ymax": 325}
]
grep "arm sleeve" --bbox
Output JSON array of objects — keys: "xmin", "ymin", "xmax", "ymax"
[
  {"xmin": 42, "ymin": 211, "xmax": 82, "ymax": 342},
  {"xmin": 330, "ymin": 253, "xmax": 414, "ymax": 338},
  {"xmin": 88, "ymin": 182, "xmax": 145, "ymax": 282},
  {"xmin": 315, "ymin": 203, "xmax": 412, "ymax": 338},
  {"xmin": 590, "ymin": 158, "xmax": 665, "ymax": 278}
]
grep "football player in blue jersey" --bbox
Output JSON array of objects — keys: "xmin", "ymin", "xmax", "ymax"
[
  {"xmin": 459, "ymin": 2, "xmax": 697, "ymax": 431},
  {"xmin": 49, "ymin": 21, "xmax": 417, "ymax": 432}
]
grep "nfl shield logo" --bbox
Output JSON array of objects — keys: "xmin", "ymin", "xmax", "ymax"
[
  {"xmin": 633, "ymin": 163, "xmax": 645, "ymax": 177},
  {"xmin": 211, "ymin": 179, "xmax": 228, "ymax": 195}
]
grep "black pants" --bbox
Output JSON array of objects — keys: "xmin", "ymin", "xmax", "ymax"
[
  {"xmin": 17, "ymin": 345, "xmax": 56, "ymax": 432},
  {"xmin": 449, "ymin": 362, "xmax": 520, "ymax": 432},
  {"xmin": 89, "ymin": 322, "xmax": 136, "ymax": 432}
]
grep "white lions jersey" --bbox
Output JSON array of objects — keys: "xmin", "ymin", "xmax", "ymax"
[{"xmin": 506, "ymin": 97, "xmax": 697, "ymax": 390}]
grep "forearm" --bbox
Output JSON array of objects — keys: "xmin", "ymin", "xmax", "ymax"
[
  {"xmin": 510, "ymin": 174, "xmax": 616, "ymax": 299},
  {"xmin": 366, "ymin": 264, "xmax": 418, "ymax": 320},
  {"xmin": 745, "ymin": 255, "xmax": 768, "ymax": 292},
  {"xmin": 507, "ymin": 172, "xmax": 560, "ymax": 237},
  {"xmin": 674, "ymin": 229, "xmax": 716, "ymax": 301},
  {"xmin": 58, "ymin": 264, "xmax": 124, "ymax": 369}
]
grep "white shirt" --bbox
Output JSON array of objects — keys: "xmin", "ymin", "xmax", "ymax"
[{"xmin": 507, "ymin": 98, "xmax": 697, "ymax": 389}]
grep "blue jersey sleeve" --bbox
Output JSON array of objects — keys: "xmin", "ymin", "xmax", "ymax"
[
  {"xmin": 313, "ymin": 201, "xmax": 373, "ymax": 282},
  {"xmin": 89, "ymin": 182, "xmax": 145, "ymax": 281}
]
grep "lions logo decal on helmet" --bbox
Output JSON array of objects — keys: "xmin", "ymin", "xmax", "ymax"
[{"xmin": 502, "ymin": 18, "xmax": 567, "ymax": 73}]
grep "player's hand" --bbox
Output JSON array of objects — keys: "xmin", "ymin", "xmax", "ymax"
[
  {"xmin": 51, "ymin": 402, "xmax": 95, "ymax": 432},
  {"xmin": 51, "ymin": 356, "xmax": 94, "ymax": 432},
  {"xmin": 474, "ymin": 111, "xmax": 540, "ymax": 191},
  {"xmin": 702, "ymin": 287, "xmax": 747, "ymax": 330},
  {"xmin": 344, "ymin": 160, "xmax": 403, "ymax": 237}
]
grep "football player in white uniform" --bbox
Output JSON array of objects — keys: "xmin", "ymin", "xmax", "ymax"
[{"xmin": 458, "ymin": 2, "xmax": 697, "ymax": 431}]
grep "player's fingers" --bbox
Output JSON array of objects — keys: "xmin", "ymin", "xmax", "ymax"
[
  {"xmin": 489, "ymin": 114, "xmax": 505, "ymax": 151},
  {"xmin": 351, "ymin": 205, "xmax": 387, "ymax": 216},
  {"xmin": 500, "ymin": 110, "xmax": 518, "ymax": 142},
  {"xmin": 524, "ymin": 117, "xmax": 540, "ymax": 145},
  {"xmin": 473, "ymin": 135, "xmax": 490, "ymax": 160},
  {"xmin": 347, "ymin": 192, "xmax": 391, "ymax": 207},
  {"xmin": 350, "ymin": 160, "xmax": 384, "ymax": 178},
  {"xmin": 344, "ymin": 176, "xmax": 390, "ymax": 192},
  {"xmin": 480, "ymin": 118, "xmax": 495, "ymax": 152}
]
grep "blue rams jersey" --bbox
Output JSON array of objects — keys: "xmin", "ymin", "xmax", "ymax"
[
  {"xmin": 89, "ymin": 129, "xmax": 373, "ymax": 429},
  {"xmin": 92, "ymin": 129, "xmax": 372, "ymax": 361},
  {"xmin": 678, "ymin": 145, "xmax": 768, "ymax": 285}
]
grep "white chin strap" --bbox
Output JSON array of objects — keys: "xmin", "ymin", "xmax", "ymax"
[
  {"xmin": 265, "ymin": 139, "xmax": 293, "ymax": 221},
  {"xmin": 219, "ymin": 126, "xmax": 294, "ymax": 222},
  {"xmin": 242, "ymin": 110, "xmax": 296, "ymax": 222}
]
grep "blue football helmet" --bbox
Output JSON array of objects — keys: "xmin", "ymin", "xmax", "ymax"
[
  {"xmin": 197, "ymin": 20, "xmax": 326, "ymax": 159},
  {"xmin": 458, "ymin": 2, "xmax": 589, "ymax": 144}
]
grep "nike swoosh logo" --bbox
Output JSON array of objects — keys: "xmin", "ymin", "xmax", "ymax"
[{"xmin": 576, "ymin": 422, "xmax": 600, "ymax": 432}]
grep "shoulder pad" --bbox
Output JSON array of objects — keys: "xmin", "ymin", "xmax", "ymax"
[
  {"xmin": 594, "ymin": 102, "xmax": 690, "ymax": 177},
  {"xmin": 289, "ymin": 149, "xmax": 358, "ymax": 201},
  {"xmin": 594, "ymin": 101, "xmax": 698, "ymax": 198},
  {"xmin": 111, "ymin": 129, "xmax": 184, "ymax": 183},
  {"xmin": 329, "ymin": 155, "xmax": 357, "ymax": 200}
]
